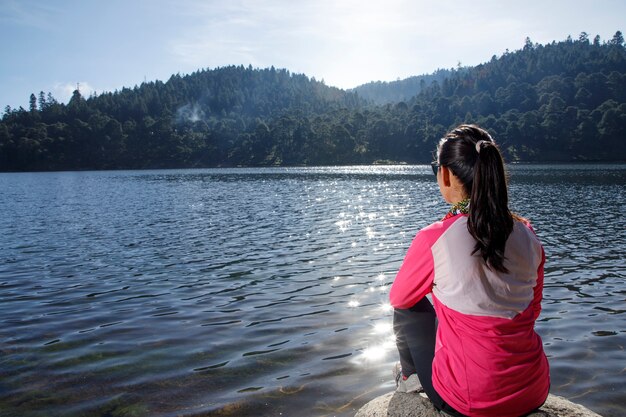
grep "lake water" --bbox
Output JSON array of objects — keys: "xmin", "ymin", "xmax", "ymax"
[{"xmin": 1, "ymin": 165, "xmax": 624, "ymax": 417}]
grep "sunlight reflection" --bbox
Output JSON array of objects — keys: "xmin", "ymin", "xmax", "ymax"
[
  {"xmin": 335, "ymin": 219, "xmax": 350, "ymax": 232},
  {"xmin": 360, "ymin": 334, "xmax": 397, "ymax": 363},
  {"xmin": 362, "ymin": 345, "xmax": 386, "ymax": 361},
  {"xmin": 380, "ymin": 302, "xmax": 392, "ymax": 312},
  {"xmin": 382, "ymin": 338, "xmax": 397, "ymax": 350},
  {"xmin": 348, "ymin": 300, "xmax": 360, "ymax": 308},
  {"xmin": 373, "ymin": 322, "xmax": 392, "ymax": 333}
]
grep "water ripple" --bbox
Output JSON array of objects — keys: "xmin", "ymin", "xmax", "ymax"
[{"xmin": 0, "ymin": 165, "xmax": 624, "ymax": 417}]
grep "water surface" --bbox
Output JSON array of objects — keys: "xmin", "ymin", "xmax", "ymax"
[{"xmin": 1, "ymin": 165, "xmax": 624, "ymax": 416}]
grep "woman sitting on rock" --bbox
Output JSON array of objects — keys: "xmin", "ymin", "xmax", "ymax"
[{"xmin": 390, "ymin": 124, "xmax": 550, "ymax": 417}]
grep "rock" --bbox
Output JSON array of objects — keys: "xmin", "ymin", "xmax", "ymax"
[{"xmin": 354, "ymin": 392, "xmax": 602, "ymax": 417}]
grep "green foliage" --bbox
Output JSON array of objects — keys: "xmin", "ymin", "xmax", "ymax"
[
  {"xmin": 351, "ymin": 69, "xmax": 458, "ymax": 105},
  {"xmin": 1, "ymin": 33, "xmax": 626, "ymax": 171}
]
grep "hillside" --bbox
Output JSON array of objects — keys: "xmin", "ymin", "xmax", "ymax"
[
  {"xmin": 1, "ymin": 32, "xmax": 625, "ymax": 171},
  {"xmin": 351, "ymin": 68, "xmax": 458, "ymax": 104},
  {"xmin": 392, "ymin": 33, "xmax": 626, "ymax": 161},
  {"xmin": 1, "ymin": 66, "xmax": 363, "ymax": 170}
]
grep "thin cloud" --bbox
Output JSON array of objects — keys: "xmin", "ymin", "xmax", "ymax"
[
  {"xmin": 167, "ymin": 0, "xmax": 414, "ymax": 84},
  {"xmin": 165, "ymin": 0, "xmax": 535, "ymax": 88},
  {"xmin": 0, "ymin": 0, "xmax": 60, "ymax": 30},
  {"xmin": 2, "ymin": 0, "xmax": 625, "ymax": 108},
  {"xmin": 165, "ymin": 0, "xmax": 626, "ymax": 89},
  {"xmin": 53, "ymin": 81, "xmax": 96, "ymax": 104}
]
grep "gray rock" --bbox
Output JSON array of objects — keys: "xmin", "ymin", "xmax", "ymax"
[{"xmin": 354, "ymin": 391, "xmax": 602, "ymax": 417}]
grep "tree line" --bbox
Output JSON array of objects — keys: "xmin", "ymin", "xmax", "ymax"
[{"xmin": 1, "ymin": 31, "xmax": 625, "ymax": 171}]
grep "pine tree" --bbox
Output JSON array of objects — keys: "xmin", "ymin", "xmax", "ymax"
[
  {"xmin": 593, "ymin": 35, "xmax": 601, "ymax": 46},
  {"xmin": 38, "ymin": 91, "xmax": 47, "ymax": 111},
  {"xmin": 29, "ymin": 93, "xmax": 37, "ymax": 112}
]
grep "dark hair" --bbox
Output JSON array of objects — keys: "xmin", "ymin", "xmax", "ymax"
[{"xmin": 437, "ymin": 124, "xmax": 513, "ymax": 272}]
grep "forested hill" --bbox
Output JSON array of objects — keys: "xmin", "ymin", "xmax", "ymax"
[
  {"xmin": 1, "ymin": 32, "xmax": 625, "ymax": 171},
  {"xmin": 351, "ymin": 68, "xmax": 458, "ymax": 105}
]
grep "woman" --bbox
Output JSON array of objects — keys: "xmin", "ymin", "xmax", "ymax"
[{"xmin": 389, "ymin": 125, "xmax": 549, "ymax": 417}]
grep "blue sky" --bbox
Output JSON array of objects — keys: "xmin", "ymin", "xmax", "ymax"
[{"xmin": 1, "ymin": 0, "xmax": 625, "ymax": 110}]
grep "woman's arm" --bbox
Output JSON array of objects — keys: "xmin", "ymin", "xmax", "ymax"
[
  {"xmin": 532, "ymin": 247, "xmax": 546, "ymax": 321},
  {"xmin": 389, "ymin": 231, "xmax": 435, "ymax": 309}
]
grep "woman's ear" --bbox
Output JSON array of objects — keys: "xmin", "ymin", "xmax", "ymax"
[{"xmin": 441, "ymin": 165, "xmax": 452, "ymax": 187}]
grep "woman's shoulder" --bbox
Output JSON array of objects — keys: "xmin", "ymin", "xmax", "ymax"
[
  {"xmin": 511, "ymin": 215, "xmax": 544, "ymax": 249},
  {"xmin": 419, "ymin": 214, "xmax": 465, "ymax": 238},
  {"xmin": 512, "ymin": 213, "xmax": 530, "ymax": 225},
  {"xmin": 512, "ymin": 214, "xmax": 539, "ymax": 235}
]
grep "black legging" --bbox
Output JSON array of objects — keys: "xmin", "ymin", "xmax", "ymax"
[{"xmin": 393, "ymin": 297, "xmax": 466, "ymax": 417}]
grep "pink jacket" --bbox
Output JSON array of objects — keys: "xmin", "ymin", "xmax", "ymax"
[{"xmin": 390, "ymin": 214, "xmax": 549, "ymax": 417}]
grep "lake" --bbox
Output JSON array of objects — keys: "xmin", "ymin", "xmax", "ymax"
[{"xmin": 1, "ymin": 165, "xmax": 624, "ymax": 417}]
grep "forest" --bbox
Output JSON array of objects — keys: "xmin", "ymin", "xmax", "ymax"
[{"xmin": 1, "ymin": 31, "xmax": 625, "ymax": 171}]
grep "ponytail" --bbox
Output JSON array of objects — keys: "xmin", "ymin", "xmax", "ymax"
[
  {"xmin": 437, "ymin": 125, "xmax": 513, "ymax": 273},
  {"xmin": 467, "ymin": 141, "xmax": 513, "ymax": 273}
]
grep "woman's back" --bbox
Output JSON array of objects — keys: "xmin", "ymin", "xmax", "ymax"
[
  {"xmin": 428, "ymin": 216, "xmax": 549, "ymax": 416},
  {"xmin": 432, "ymin": 217, "xmax": 542, "ymax": 319}
]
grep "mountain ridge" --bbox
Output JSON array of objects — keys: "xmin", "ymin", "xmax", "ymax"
[{"xmin": 1, "ymin": 32, "xmax": 625, "ymax": 171}]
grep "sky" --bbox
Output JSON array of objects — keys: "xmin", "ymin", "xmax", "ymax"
[{"xmin": 1, "ymin": 0, "xmax": 625, "ymax": 110}]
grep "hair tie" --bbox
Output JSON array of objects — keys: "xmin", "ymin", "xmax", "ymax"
[{"xmin": 475, "ymin": 140, "xmax": 485, "ymax": 153}]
